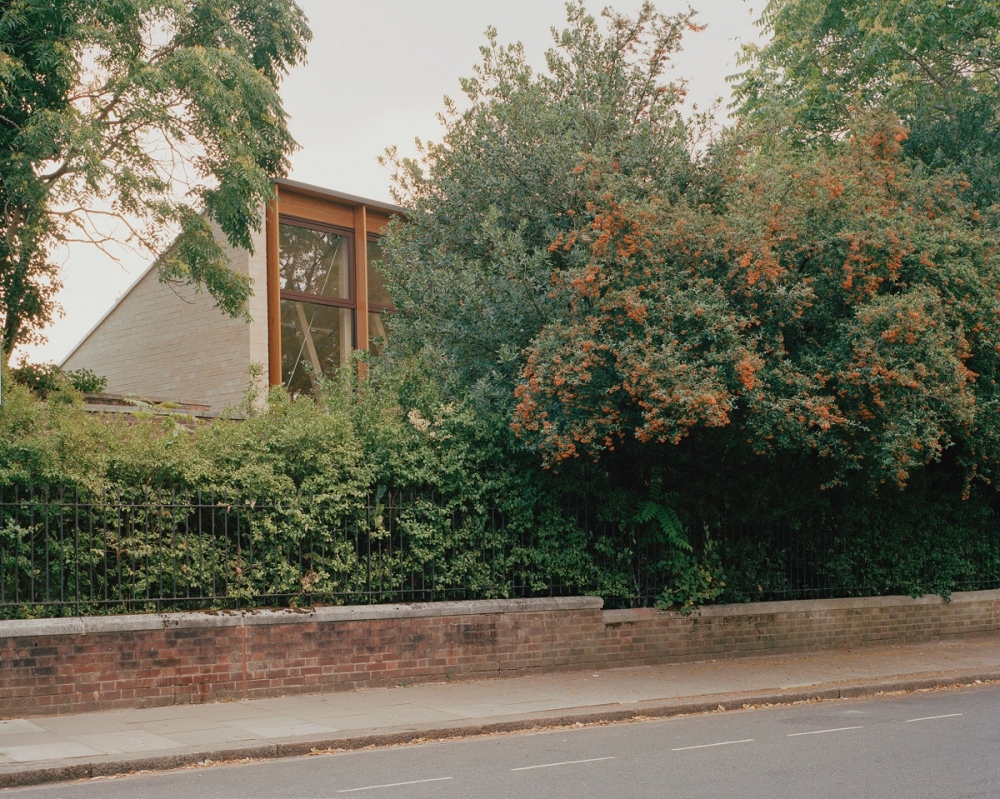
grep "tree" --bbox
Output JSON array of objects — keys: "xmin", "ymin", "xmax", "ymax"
[
  {"xmin": 380, "ymin": 0, "xmax": 1000, "ymax": 522},
  {"xmin": 0, "ymin": 0, "xmax": 311, "ymax": 358},
  {"xmin": 379, "ymin": 1, "xmax": 699, "ymax": 406},
  {"xmin": 513, "ymin": 117, "xmax": 1000, "ymax": 492},
  {"xmin": 731, "ymin": 0, "xmax": 1000, "ymax": 210},
  {"xmin": 367, "ymin": 0, "xmax": 1000, "ymax": 602}
]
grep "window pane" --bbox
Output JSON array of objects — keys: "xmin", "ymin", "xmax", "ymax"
[
  {"xmin": 280, "ymin": 223, "xmax": 351, "ymax": 300},
  {"xmin": 281, "ymin": 300, "xmax": 354, "ymax": 397},
  {"xmin": 368, "ymin": 311, "xmax": 393, "ymax": 357},
  {"xmin": 366, "ymin": 237, "xmax": 394, "ymax": 308}
]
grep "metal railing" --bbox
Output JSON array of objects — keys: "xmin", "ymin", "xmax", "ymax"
[
  {"xmin": 699, "ymin": 512, "xmax": 1000, "ymax": 603},
  {"xmin": 1, "ymin": 486, "xmax": 997, "ymax": 618},
  {"xmin": 0, "ymin": 485, "xmax": 599, "ymax": 617}
]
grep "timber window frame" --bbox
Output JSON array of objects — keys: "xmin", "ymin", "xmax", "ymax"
[
  {"xmin": 276, "ymin": 218, "xmax": 356, "ymax": 395},
  {"xmin": 264, "ymin": 182, "xmax": 400, "ymax": 388},
  {"xmin": 277, "ymin": 216, "xmax": 357, "ymax": 311}
]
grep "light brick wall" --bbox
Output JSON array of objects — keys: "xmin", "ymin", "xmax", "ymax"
[{"xmin": 62, "ymin": 214, "xmax": 268, "ymax": 411}]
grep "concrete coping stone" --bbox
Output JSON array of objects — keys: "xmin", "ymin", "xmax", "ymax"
[
  {"xmin": 3, "ymin": 589, "xmax": 994, "ymax": 638},
  {"xmin": 601, "ymin": 588, "xmax": 1000, "ymax": 625},
  {"xmin": 0, "ymin": 596, "xmax": 606, "ymax": 639}
]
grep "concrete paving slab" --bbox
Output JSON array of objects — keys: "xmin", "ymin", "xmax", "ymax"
[
  {"xmin": 159, "ymin": 727, "xmax": 264, "ymax": 748},
  {"xmin": 181, "ymin": 703, "xmax": 282, "ymax": 722},
  {"xmin": 504, "ymin": 699, "xmax": 579, "ymax": 713},
  {"xmin": 438, "ymin": 699, "xmax": 571, "ymax": 718},
  {"xmin": 103, "ymin": 706, "xmax": 201, "ymax": 725},
  {"xmin": 330, "ymin": 693, "xmax": 421, "ymax": 709},
  {"xmin": 333, "ymin": 715, "xmax": 415, "ymax": 730},
  {"xmin": 0, "ymin": 721, "xmax": 44, "ymax": 737},
  {"xmin": 436, "ymin": 703, "xmax": 516, "ymax": 718},
  {"xmin": 357, "ymin": 707, "xmax": 469, "ymax": 725},
  {"xmin": 64, "ymin": 731, "xmax": 184, "ymax": 755},
  {"xmin": 129, "ymin": 717, "xmax": 227, "ymax": 736},
  {"xmin": 31, "ymin": 716, "xmax": 133, "ymax": 736},
  {"xmin": 225, "ymin": 717, "xmax": 337, "ymax": 738},
  {"xmin": 0, "ymin": 733, "xmax": 60, "ymax": 749},
  {"xmin": 270, "ymin": 705, "xmax": 384, "ymax": 723},
  {"xmin": 278, "ymin": 692, "xmax": 367, "ymax": 715},
  {"xmin": 0, "ymin": 742, "xmax": 101, "ymax": 763},
  {"xmin": 233, "ymin": 695, "xmax": 327, "ymax": 712}
]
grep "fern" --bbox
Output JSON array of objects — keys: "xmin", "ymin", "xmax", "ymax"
[
  {"xmin": 633, "ymin": 468, "xmax": 692, "ymax": 553},
  {"xmin": 633, "ymin": 468, "xmax": 724, "ymax": 610}
]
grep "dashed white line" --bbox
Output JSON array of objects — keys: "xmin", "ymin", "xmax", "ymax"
[
  {"xmin": 905, "ymin": 713, "xmax": 963, "ymax": 723},
  {"xmin": 672, "ymin": 739, "xmax": 754, "ymax": 751},
  {"xmin": 337, "ymin": 777, "xmax": 453, "ymax": 793},
  {"xmin": 787, "ymin": 726, "xmax": 863, "ymax": 737},
  {"xmin": 512, "ymin": 757, "xmax": 617, "ymax": 771}
]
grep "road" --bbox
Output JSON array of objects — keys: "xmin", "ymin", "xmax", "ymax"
[{"xmin": 5, "ymin": 685, "xmax": 999, "ymax": 799}]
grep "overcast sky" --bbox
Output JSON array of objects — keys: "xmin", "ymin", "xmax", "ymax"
[{"xmin": 24, "ymin": 0, "xmax": 761, "ymax": 365}]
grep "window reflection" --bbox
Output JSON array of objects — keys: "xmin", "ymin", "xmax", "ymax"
[
  {"xmin": 275, "ymin": 221, "xmax": 394, "ymax": 388},
  {"xmin": 366, "ymin": 238, "xmax": 393, "ymax": 308},
  {"xmin": 280, "ymin": 224, "xmax": 350, "ymax": 300},
  {"xmin": 281, "ymin": 300, "xmax": 354, "ymax": 398}
]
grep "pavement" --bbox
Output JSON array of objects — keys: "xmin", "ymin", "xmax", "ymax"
[{"xmin": 1, "ymin": 635, "xmax": 998, "ymax": 790}]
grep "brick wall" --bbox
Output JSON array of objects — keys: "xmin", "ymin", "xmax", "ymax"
[
  {"xmin": 62, "ymin": 213, "xmax": 268, "ymax": 411},
  {"xmin": 0, "ymin": 592, "xmax": 996, "ymax": 718}
]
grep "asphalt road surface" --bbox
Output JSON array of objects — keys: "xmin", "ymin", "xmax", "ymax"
[{"xmin": 5, "ymin": 685, "xmax": 999, "ymax": 799}]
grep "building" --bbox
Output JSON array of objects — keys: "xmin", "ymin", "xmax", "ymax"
[{"xmin": 61, "ymin": 180, "xmax": 402, "ymax": 410}]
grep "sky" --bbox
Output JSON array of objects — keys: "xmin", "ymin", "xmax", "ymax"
[{"xmin": 22, "ymin": 0, "xmax": 762, "ymax": 365}]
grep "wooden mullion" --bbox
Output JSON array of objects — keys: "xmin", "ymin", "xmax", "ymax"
[
  {"xmin": 354, "ymin": 205, "xmax": 369, "ymax": 350},
  {"xmin": 266, "ymin": 196, "xmax": 282, "ymax": 387}
]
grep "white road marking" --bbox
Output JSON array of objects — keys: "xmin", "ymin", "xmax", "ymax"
[
  {"xmin": 337, "ymin": 776, "xmax": 453, "ymax": 792},
  {"xmin": 512, "ymin": 756, "xmax": 617, "ymax": 771},
  {"xmin": 905, "ymin": 713, "xmax": 963, "ymax": 723},
  {"xmin": 671, "ymin": 739, "xmax": 754, "ymax": 751},
  {"xmin": 787, "ymin": 726, "xmax": 863, "ymax": 737}
]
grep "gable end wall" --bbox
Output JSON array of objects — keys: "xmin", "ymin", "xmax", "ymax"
[{"xmin": 62, "ymin": 215, "xmax": 268, "ymax": 411}]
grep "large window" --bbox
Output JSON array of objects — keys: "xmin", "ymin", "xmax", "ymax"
[
  {"xmin": 279, "ymin": 220, "xmax": 355, "ymax": 396},
  {"xmin": 276, "ymin": 218, "xmax": 396, "ymax": 394}
]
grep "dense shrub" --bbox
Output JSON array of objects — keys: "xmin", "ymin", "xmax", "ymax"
[
  {"xmin": 10, "ymin": 362, "xmax": 106, "ymax": 398},
  {"xmin": 0, "ymin": 359, "xmax": 995, "ymax": 619},
  {"xmin": 0, "ymin": 364, "xmax": 643, "ymax": 616}
]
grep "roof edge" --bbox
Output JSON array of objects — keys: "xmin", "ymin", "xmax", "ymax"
[
  {"xmin": 275, "ymin": 178, "xmax": 406, "ymax": 217},
  {"xmin": 58, "ymin": 258, "xmax": 162, "ymax": 368}
]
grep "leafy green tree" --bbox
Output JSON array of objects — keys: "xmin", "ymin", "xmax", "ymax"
[
  {"xmin": 378, "ymin": 1, "xmax": 1000, "ymax": 493},
  {"xmin": 731, "ymin": 0, "xmax": 1000, "ymax": 209},
  {"xmin": 514, "ymin": 116, "xmax": 1000, "ymax": 491},
  {"xmin": 0, "ymin": 0, "xmax": 311, "ymax": 358},
  {"xmin": 379, "ymin": 1, "xmax": 698, "ymax": 406},
  {"xmin": 375, "ymin": 1, "xmax": 1000, "ymax": 602}
]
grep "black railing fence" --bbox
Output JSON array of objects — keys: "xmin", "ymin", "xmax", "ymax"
[
  {"xmin": 1, "ymin": 486, "xmax": 998, "ymax": 618},
  {"xmin": 700, "ymin": 511, "xmax": 1000, "ymax": 604}
]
